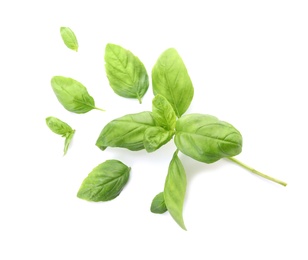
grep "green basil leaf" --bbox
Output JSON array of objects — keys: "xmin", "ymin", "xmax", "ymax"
[
  {"xmin": 150, "ymin": 192, "xmax": 167, "ymax": 214},
  {"xmin": 77, "ymin": 160, "xmax": 130, "ymax": 202},
  {"xmin": 152, "ymin": 94, "xmax": 176, "ymax": 131},
  {"xmin": 46, "ymin": 116, "xmax": 73, "ymax": 136},
  {"xmin": 152, "ymin": 48, "xmax": 194, "ymax": 118},
  {"xmin": 164, "ymin": 151, "xmax": 187, "ymax": 230},
  {"xmin": 175, "ymin": 114, "xmax": 242, "ymax": 163},
  {"xmin": 143, "ymin": 126, "xmax": 173, "ymax": 153},
  {"xmin": 51, "ymin": 76, "xmax": 104, "ymax": 114},
  {"xmin": 96, "ymin": 111, "xmax": 156, "ymax": 151},
  {"xmin": 46, "ymin": 116, "xmax": 75, "ymax": 155},
  {"xmin": 105, "ymin": 43, "xmax": 149, "ymax": 103},
  {"xmin": 64, "ymin": 130, "xmax": 75, "ymax": 155},
  {"xmin": 60, "ymin": 27, "xmax": 78, "ymax": 51}
]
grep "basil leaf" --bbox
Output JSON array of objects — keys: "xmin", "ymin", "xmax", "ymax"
[
  {"xmin": 46, "ymin": 116, "xmax": 73, "ymax": 136},
  {"xmin": 150, "ymin": 192, "xmax": 167, "ymax": 214},
  {"xmin": 175, "ymin": 114, "xmax": 242, "ymax": 163},
  {"xmin": 143, "ymin": 126, "xmax": 173, "ymax": 153},
  {"xmin": 60, "ymin": 27, "xmax": 78, "ymax": 51},
  {"xmin": 46, "ymin": 116, "xmax": 75, "ymax": 155},
  {"xmin": 96, "ymin": 111, "xmax": 156, "ymax": 151},
  {"xmin": 152, "ymin": 48, "xmax": 194, "ymax": 118},
  {"xmin": 77, "ymin": 160, "xmax": 130, "ymax": 202},
  {"xmin": 64, "ymin": 131, "xmax": 75, "ymax": 155},
  {"xmin": 164, "ymin": 151, "xmax": 187, "ymax": 230},
  {"xmin": 152, "ymin": 94, "xmax": 176, "ymax": 131},
  {"xmin": 51, "ymin": 76, "xmax": 104, "ymax": 113},
  {"xmin": 105, "ymin": 43, "xmax": 149, "ymax": 103}
]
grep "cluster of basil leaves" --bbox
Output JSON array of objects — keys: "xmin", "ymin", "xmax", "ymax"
[{"xmin": 46, "ymin": 27, "xmax": 285, "ymax": 231}]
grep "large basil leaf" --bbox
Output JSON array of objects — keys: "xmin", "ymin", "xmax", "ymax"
[
  {"xmin": 152, "ymin": 48, "xmax": 194, "ymax": 118},
  {"xmin": 77, "ymin": 160, "xmax": 130, "ymax": 202},
  {"xmin": 46, "ymin": 116, "xmax": 75, "ymax": 155},
  {"xmin": 96, "ymin": 111, "xmax": 156, "ymax": 151},
  {"xmin": 105, "ymin": 43, "xmax": 149, "ymax": 103},
  {"xmin": 150, "ymin": 192, "xmax": 167, "ymax": 214},
  {"xmin": 164, "ymin": 151, "xmax": 187, "ymax": 230},
  {"xmin": 143, "ymin": 126, "xmax": 173, "ymax": 153},
  {"xmin": 51, "ymin": 76, "xmax": 104, "ymax": 114},
  {"xmin": 175, "ymin": 114, "xmax": 242, "ymax": 163},
  {"xmin": 152, "ymin": 94, "xmax": 176, "ymax": 131},
  {"xmin": 60, "ymin": 27, "xmax": 78, "ymax": 51}
]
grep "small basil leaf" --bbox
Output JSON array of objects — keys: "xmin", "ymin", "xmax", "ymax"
[
  {"xmin": 77, "ymin": 160, "xmax": 130, "ymax": 202},
  {"xmin": 51, "ymin": 76, "xmax": 104, "ymax": 114},
  {"xmin": 46, "ymin": 116, "xmax": 75, "ymax": 155},
  {"xmin": 46, "ymin": 116, "xmax": 73, "ymax": 136},
  {"xmin": 60, "ymin": 27, "xmax": 78, "ymax": 51},
  {"xmin": 152, "ymin": 94, "xmax": 176, "ymax": 131},
  {"xmin": 96, "ymin": 111, "xmax": 156, "ymax": 151},
  {"xmin": 105, "ymin": 43, "xmax": 149, "ymax": 103},
  {"xmin": 152, "ymin": 48, "xmax": 194, "ymax": 118},
  {"xmin": 143, "ymin": 127, "xmax": 173, "ymax": 153},
  {"xmin": 175, "ymin": 114, "xmax": 242, "ymax": 163},
  {"xmin": 164, "ymin": 151, "xmax": 187, "ymax": 230},
  {"xmin": 150, "ymin": 192, "xmax": 167, "ymax": 214},
  {"xmin": 64, "ymin": 130, "xmax": 75, "ymax": 155}
]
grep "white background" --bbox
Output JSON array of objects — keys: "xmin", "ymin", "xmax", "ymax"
[{"xmin": 1, "ymin": 0, "xmax": 307, "ymax": 259}]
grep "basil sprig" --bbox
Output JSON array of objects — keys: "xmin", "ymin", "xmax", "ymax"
[{"xmin": 49, "ymin": 31, "xmax": 287, "ymax": 231}]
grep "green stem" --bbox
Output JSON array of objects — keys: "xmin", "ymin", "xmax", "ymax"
[
  {"xmin": 227, "ymin": 157, "xmax": 287, "ymax": 187},
  {"xmin": 94, "ymin": 106, "xmax": 105, "ymax": 112}
]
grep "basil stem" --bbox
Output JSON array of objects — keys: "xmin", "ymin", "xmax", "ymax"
[{"xmin": 227, "ymin": 157, "xmax": 287, "ymax": 186}]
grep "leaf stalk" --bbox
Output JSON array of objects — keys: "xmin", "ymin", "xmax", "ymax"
[{"xmin": 227, "ymin": 157, "xmax": 287, "ymax": 187}]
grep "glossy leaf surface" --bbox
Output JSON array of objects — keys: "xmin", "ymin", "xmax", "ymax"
[
  {"xmin": 164, "ymin": 152, "xmax": 187, "ymax": 230},
  {"xmin": 152, "ymin": 48, "xmax": 194, "ymax": 118},
  {"xmin": 152, "ymin": 94, "xmax": 176, "ymax": 131},
  {"xmin": 175, "ymin": 114, "xmax": 242, "ymax": 163},
  {"xmin": 143, "ymin": 126, "xmax": 173, "ymax": 152},
  {"xmin": 105, "ymin": 43, "xmax": 149, "ymax": 103},
  {"xmin": 77, "ymin": 160, "xmax": 130, "ymax": 202},
  {"xmin": 51, "ymin": 76, "xmax": 101, "ymax": 114},
  {"xmin": 96, "ymin": 112, "xmax": 156, "ymax": 151}
]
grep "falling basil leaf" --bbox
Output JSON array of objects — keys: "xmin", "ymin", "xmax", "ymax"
[
  {"xmin": 150, "ymin": 192, "xmax": 167, "ymax": 214},
  {"xmin": 152, "ymin": 94, "xmax": 176, "ymax": 131},
  {"xmin": 152, "ymin": 48, "xmax": 194, "ymax": 118},
  {"xmin": 60, "ymin": 27, "xmax": 78, "ymax": 51},
  {"xmin": 164, "ymin": 151, "xmax": 187, "ymax": 230},
  {"xmin": 175, "ymin": 114, "xmax": 242, "ymax": 163},
  {"xmin": 51, "ymin": 76, "xmax": 104, "ymax": 114},
  {"xmin": 46, "ymin": 116, "xmax": 75, "ymax": 155},
  {"xmin": 77, "ymin": 160, "xmax": 130, "ymax": 202},
  {"xmin": 105, "ymin": 43, "xmax": 149, "ymax": 103},
  {"xmin": 96, "ymin": 111, "xmax": 156, "ymax": 151}
]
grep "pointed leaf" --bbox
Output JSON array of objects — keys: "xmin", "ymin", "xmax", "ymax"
[
  {"xmin": 51, "ymin": 76, "xmax": 102, "ymax": 114},
  {"xmin": 175, "ymin": 114, "xmax": 242, "ymax": 163},
  {"xmin": 164, "ymin": 152, "xmax": 187, "ymax": 230},
  {"xmin": 105, "ymin": 43, "xmax": 149, "ymax": 103},
  {"xmin": 60, "ymin": 27, "xmax": 78, "ymax": 51},
  {"xmin": 152, "ymin": 94, "xmax": 176, "ymax": 130},
  {"xmin": 152, "ymin": 48, "xmax": 194, "ymax": 117},
  {"xmin": 96, "ymin": 111, "xmax": 156, "ymax": 151},
  {"xmin": 77, "ymin": 160, "xmax": 130, "ymax": 202}
]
